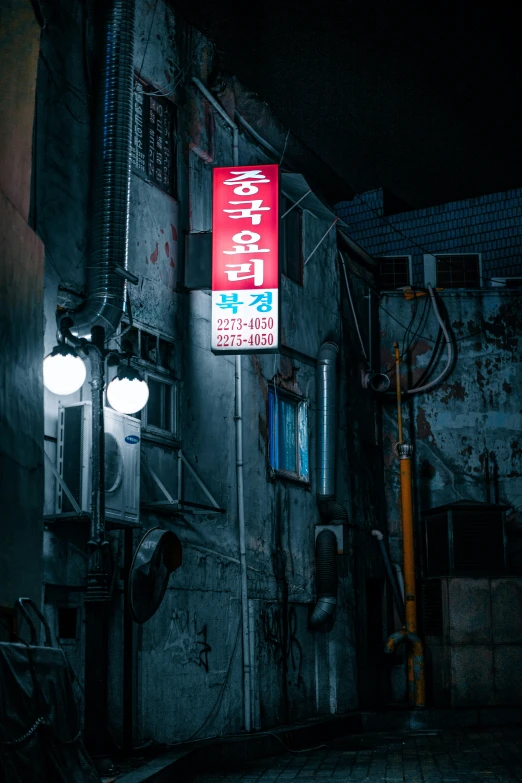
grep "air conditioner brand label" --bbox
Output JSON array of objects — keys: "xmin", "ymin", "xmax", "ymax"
[{"xmin": 125, "ymin": 435, "xmax": 140, "ymax": 444}]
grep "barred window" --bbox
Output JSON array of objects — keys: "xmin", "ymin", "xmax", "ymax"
[
  {"xmin": 118, "ymin": 322, "xmax": 179, "ymax": 440},
  {"xmin": 378, "ymin": 256, "xmax": 411, "ymax": 290},
  {"xmin": 436, "ymin": 254, "xmax": 481, "ymax": 288}
]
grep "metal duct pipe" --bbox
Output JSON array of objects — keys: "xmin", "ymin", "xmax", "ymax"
[
  {"xmin": 316, "ymin": 342, "xmax": 348, "ymax": 521},
  {"xmin": 64, "ymin": 0, "xmax": 135, "ymax": 340},
  {"xmin": 310, "ymin": 529, "xmax": 338, "ymax": 628},
  {"xmin": 316, "ymin": 342, "xmax": 338, "ymax": 499}
]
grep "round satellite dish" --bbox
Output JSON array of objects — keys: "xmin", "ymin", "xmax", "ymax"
[{"xmin": 128, "ymin": 527, "xmax": 182, "ymax": 624}]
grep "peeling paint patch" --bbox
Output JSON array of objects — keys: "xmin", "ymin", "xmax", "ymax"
[
  {"xmin": 440, "ymin": 380, "xmax": 467, "ymax": 405},
  {"xmin": 251, "ymin": 355, "xmax": 268, "ymax": 401},
  {"xmin": 416, "ymin": 407, "xmax": 435, "ymax": 442},
  {"xmin": 411, "ymin": 340, "xmax": 431, "ymax": 358},
  {"xmin": 150, "ymin": 243, "xmax": 159, "ymax": 264},
  {"xmin": 165, "ymin": 242, "xmax": 170, "ymax": 258},
  {"xmin": 171, "ymin": 224, "xmax": 178, "ymax": 241}
]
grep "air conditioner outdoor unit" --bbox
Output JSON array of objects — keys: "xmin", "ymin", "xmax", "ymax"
[
  {"xmin": 56, "ymin": 402, "xmax": 141, "ymax": 524},
  {"xmin": 490, "ymin": 277, "xmax": 522, "ymax": 288}
]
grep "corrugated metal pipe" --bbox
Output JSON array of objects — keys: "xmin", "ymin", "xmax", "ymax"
[
  {"xmin": 311, "ymin": 342, "xmax": 347, "ymax": 628},
  {"xmin": 63, "ymin": 0, "xmax": 135, "ymax": 340},
  {"xmin": 316, "ymin": 342, "xmax": 348, "ymax": 522},
  {"xmin": 310, "ymin": 530, "xmax": 338, "ymax": 628}
]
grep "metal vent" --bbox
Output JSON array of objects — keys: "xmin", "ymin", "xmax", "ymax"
[
  {"xmin": 425, "ymin": 506, "xmax": 507, "ymax": 576},
  {"xmin": 421, "ymin": 579, "xmax": 443, "ymax": 636},
  {"xmin": 104, "ymin": 433, "xmax": 123, "ymax": 494},
  {"xmin": 453, "ymin": 510, "xmax": 505, "ymax": 573}
]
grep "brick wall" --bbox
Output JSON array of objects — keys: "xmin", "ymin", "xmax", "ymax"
[{"xmin": 335, "ymin": 187, "xmax": 522, "ymax": 286}]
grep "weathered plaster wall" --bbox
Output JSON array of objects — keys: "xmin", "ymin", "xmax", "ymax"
[
  {"xmin": 37, "ymin": 0, "xmax": 377, "ymax": 743},
  {"xmin": 379, "ymin": 290, "xmax": 522, "ymax": 563}
]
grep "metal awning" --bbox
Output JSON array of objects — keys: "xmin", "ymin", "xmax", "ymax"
[{"xmin": 281, "ymin": 173, "xmax": 376, "ymax": 268}]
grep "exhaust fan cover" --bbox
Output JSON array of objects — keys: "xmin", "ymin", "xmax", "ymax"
[{"xmin": 128, "ymin": 527, "xmax": 182, "ymax": 623}]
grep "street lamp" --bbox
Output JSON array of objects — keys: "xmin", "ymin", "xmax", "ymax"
[
  {"xmin": 43, "ymin": 321, "xmax": 149, "ymax": 416},
  {"xmin": 43, "ymin": 343, "xmax": 87, "ymax": 396},
  {"xmin": 107, "ymin": 364, "xmax": 149, "ymax": 415}
]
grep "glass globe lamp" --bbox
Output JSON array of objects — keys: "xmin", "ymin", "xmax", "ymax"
[
  {"xmin": 43, "ymin": 344, "xmax": 87, "ymax": 396},
  {"xmin": 107, "ymin": 365, "xmax": 149, "ymax": 415}
]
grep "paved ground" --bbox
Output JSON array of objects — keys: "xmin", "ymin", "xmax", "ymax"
[{"xmin": 189, "ymin": 726, "xmax": 522, "ymax": 782}]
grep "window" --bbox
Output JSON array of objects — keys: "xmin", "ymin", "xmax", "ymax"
[
  {"xmin": 436, "ymin": 254, "xmax": 481, "ymax": 288},
  {"xmin": 268, "ymin": 386, "xmax": 309, "ymax": 482},
  {"xmin": 118, "ymin": 322, "xmax": 179, "ymax": 440},
  {"xmin": 378, "ymin": 256, "xmax": 411, "ymax": 290},
  {"xmin": 280, "ymin": 198, "xmax": 303, "ymax": 285}
]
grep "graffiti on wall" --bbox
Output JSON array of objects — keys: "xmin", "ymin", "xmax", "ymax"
[
  {"xmin": 260, "ymin": 604, "xmax": 303, "ymax": 687},
  {"xmin": 164, "ymin": 609, "xmax": 212, "ymax": 672}
]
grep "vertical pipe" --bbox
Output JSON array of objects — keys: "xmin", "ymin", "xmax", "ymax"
[
  {"xmin": 84, "ymin": 327, "xmax": 110, "ymax": 753},
  {"xmin": 88, "ymin": 328, "xmax": 106, "ymax": 555},
  {"xmin": 191, "ymin": 77, "xmax": 251, "ymax": 732},
  {"xmin": 123, "ymin": 527, "xmax": 134, "ymax": 752},
  {"xmin": 367, "ymin": 290, "xmax": 372, "ymax": 369},
  {"xmin": 235, "ymin": 354, "xmax": 251, "ymax": 732},
  {"xmin": 394, "ymin": 342, "xmax": 403, "ymax": 444},
  {"xmin": 394, "ymin": 342, "xmax": 425, "ymax": 708},
  {"xmin": 371, "ymin": 530, "xmax": 405, "ymax": 624}
]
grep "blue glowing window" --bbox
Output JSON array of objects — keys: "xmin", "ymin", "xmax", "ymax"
[{"xmin": 268, "ymin": 387, "xmax": 309, "ymax": 482}]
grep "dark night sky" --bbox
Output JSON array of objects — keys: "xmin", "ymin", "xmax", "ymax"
[{"xmin": 176, "ymin": 0, "xmax": 521, "ymax": 208}]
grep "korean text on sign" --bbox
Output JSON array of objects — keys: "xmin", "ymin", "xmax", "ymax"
[{"xmin": 211, "ymin": 165, "xmax": 279, "ymax": 352}]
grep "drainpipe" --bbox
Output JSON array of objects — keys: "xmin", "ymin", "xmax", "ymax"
[
  {"xmin": 371, "ymin": 530, "xmax": 405, "ymax": 625},
  {"xmin": 311, "ymin": 342, "xmax": 347, "ymax": 628},
  {"xmin": 192, "ymin": 77, "xmax": 251, "ymax": 733},
  {"xmin": 57, "ymin": 0, "xmax": 135, "ymax": 753},
  {"xmin": 384, "ymin": 342, "xmax": 425, "ymax": 708},
  {"xmin": 63, "ymin": 0, "xmax": 135, "ymax": 340}
]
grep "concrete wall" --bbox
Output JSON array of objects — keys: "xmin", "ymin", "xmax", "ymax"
[
  {"xmin": 0, "ymin": 1, "xmax": 44, "ymax": 616},
  {"xmin": 35, "ymin": 0, "xmax": 389, "ymax": 744},
  {"xmin": 379, "ymin": 290, "xmax": 522, "ymax": 566},
  {"xmin": 336, "ymin": 187, "xmax": 522, "ymax": 286}
]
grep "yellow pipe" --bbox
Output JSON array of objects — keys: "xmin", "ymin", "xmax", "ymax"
[
  {"xmin": 391, "ymin": 342, "xmax": 426, "ymax": 708},
  {"xmin": 394, "ymin": 342, "xmax": 403, "ymax": 444},
  {"xmin": 385, "ymin": 630, "xmax": 425, "ymax": 708}
]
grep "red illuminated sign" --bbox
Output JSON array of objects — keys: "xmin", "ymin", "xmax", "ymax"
[{"xmin": 211, "ymin": 164, "xmax": 279, "ymax": 352}]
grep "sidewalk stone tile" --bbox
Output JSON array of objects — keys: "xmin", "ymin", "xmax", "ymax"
[{"xmin": 190, "ymin": 726, "xmax": 522, "ymax": 783}]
